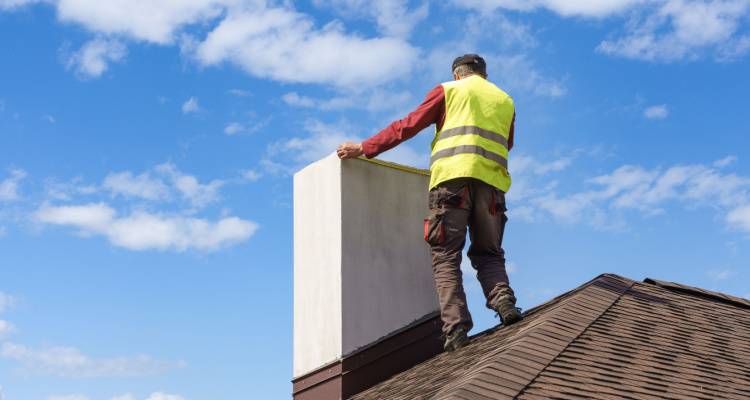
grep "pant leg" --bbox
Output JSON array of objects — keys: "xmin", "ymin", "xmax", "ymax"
[
  {"xmin": 467, "ymin": 181, "xmax": 516, "ymax": 309},
  {"xmin": 424, "ymin": 180, "xmax": 472, "ymax": 335}
]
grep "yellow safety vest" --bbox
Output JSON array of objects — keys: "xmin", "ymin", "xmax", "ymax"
[{"xmin": 429, "ymin": 75, "xmax": 514, "ymax": 192}]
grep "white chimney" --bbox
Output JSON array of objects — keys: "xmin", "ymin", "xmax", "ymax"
[{"xmin": 293, "ymin": 154, "xmax": 441, "ymax": 399}]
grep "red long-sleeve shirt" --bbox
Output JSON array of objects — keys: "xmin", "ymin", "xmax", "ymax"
[{"xmin": 362, "ymin": 85, "xmax": 515, "ymax": 159}]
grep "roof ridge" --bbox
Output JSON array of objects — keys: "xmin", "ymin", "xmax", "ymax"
[
  {"xmin": 513, "ymin": 278, "xmax": 637, "ymax": 399},
  {"xmin": 429, "ymin": 274, "xmax": 635, "ymax": 400},
  {"xmin": 467, "ymin": 273, "xmax": 634, "ymax": 341},
  {"xmin": 644, "ymin": 277, "xmax": 750, "ymax": 309}
]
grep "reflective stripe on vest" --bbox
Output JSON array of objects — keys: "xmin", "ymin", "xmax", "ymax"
[
  {"xmin": 436, "ymin": 126, "xmax": 508, "ymax": 148},
  {"xmin": 430, "ymin": 145, "xmax": 508, "ymax": 169},
  {"xmin": 429, "ymin": 75, "xmax": 514, "ymax": 191}
]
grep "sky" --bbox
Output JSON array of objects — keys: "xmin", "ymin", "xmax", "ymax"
[{"xmin": 1, "ymin": 0, "xmax": 749, "ymax": 399}]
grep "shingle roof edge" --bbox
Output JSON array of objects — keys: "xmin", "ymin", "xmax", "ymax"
[
  {"xmin": 430, "ymin": 274, "xmax": 637, "ymax": 400},
  {"xmin": 644, "ymin": 277, "xmax": 750, "ymax": 309}
]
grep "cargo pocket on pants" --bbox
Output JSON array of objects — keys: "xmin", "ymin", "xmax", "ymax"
[{"xmin": 424, "ymin": 210, "xmax": 446, "ymax": 246}]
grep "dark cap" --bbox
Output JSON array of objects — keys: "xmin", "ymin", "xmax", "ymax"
[{"xmin": 452, "ymin": 54, "xmax": 486, "ymax": 74}]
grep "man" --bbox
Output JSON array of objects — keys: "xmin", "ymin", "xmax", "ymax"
[{"xmin": 336, "ymin": 54, "xmax": 521, "ymax": 352}]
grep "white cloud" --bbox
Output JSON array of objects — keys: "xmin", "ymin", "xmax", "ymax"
[
  {"xmin": 155, "ymin": 163, "xmax": 223, "ymax": 208},
  {"xmin": 644, "ymin": 104, "xmax": 669, "ymax": 119},
  {"xmin": 261, "ymin": 119, "xmax": 427, "ymax": 173},
  {"xmin": 282, "ymin": 92, "xmax": 316, "ymax": 108},
  {"xmin": 0, "ymin": 292, "xmax": 14, "ymax": 314},
  {"xmin": 99, "ymin": 163, "xmax": 224, "ymax": 208},
  {"xmin": 0, "ymin": 169, "xmax": 26, "ymax": 201},
  {"xmin": 454, "ymin": 0, "xmax": 750, "ymax": 62},
  {"xmin": 512, "ymin": 156, "xmax": 750, "ymax": 232},
  {"xmin": 0, "ymin": 320, "xmax": 15, "ymax": 338},
  {"xmin": 597, "ymin": 0, "xmax": 750, "ymax": 61},
  {"xmin": 453, "ymin": 0, "xmax": 646, "ymax": 17},
  {"xmin": 0, "ymin": 226, "xmax": 6, "ymax": 237},
  {"xmin": 103, "ymin": 171, "xmax": 170, "ymax": 201},
  {"xmin": 1, "ymin": 342, "xmax": 184, "ymax": 378},
  {"xmin": 65, "ymin": 37, "xmax": 127, "ymax": 78},
  {"xmin": 227, "ymin": 88, "xmax": 250, "ymax": 97},
  {"xmin": 707, "ymin": 268, "xmax": 733, "ymax": 281},
  {"xmin": 35, "ymin": 203, "xmax": 256, "ymax": 252},
  {"xmin": 44, "ymin": 115, "xmax": 56, "ymax": 123},
  {"xmin": 194, "ymin": 7, "xmax": 418, "ymax": 88},
  {"xmin": 145, "ymin": 393, "xmax": 184, "ymax": 400},
  {"xmin": 241, "ymin": 169, "xmax": 262, "ymax": 182},
  {"xmin": 181, "ymin": 96, "xmax": 199, "ymax": 114},
  {"xmin": 224, "ymin": 122, "xmax": 244, "ymax": 135},
  {"xmin": 490, "ymin": 53, "xmax": 566, "ymax": 97},
  {"xmin": 2, "ymin": 2, "xmax": 416, "ymax": 87},
  {"xmin": 282, "ymin": 90, "xmax": 414, "ymax": 112},
  {"xmin": 110, "ymin": 395, "xmax": 136, "ymax": 400},
  {"xmin": 0, "ymin": 0, "xmax": 38, "ymax": 10},
  {"xmin": 313, "ymin": 0, "xmax": 429, "ymax": 38},
  {"xmin": 56, "ymin": 0, "xmax": 224, "ymax": 44},
  {"xmin": 48, "ymin": 395, "xmax": 90, "ymax": 400},
  {"xmin": 506, "ymin": 261, "xmax": 517, "ymax": 274},
  {"xmin": 714, "ymin": 155, "xmax": 737, "ymax": 168},
  {"xmin": 727, "ymin": 205, "xmax": 750, "ymax": 232},
  {"xmin": 262, "ymin": 120, "xmax": 359, "ymax": 175}
]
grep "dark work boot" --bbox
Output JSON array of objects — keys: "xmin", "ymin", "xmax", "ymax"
[
  {"xmin": 495, "ymin": 299, "xmax": 522, "ymax": 326},
  {"xmin": 443, "ymin": 325, "xmax": 470, "ymax": 352}
]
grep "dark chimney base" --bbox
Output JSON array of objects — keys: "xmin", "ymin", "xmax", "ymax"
[{"xmin": 292, "ymin": 313, "xmax": 442, "ymax": 400}]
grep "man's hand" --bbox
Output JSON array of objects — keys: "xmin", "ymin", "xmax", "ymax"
[{"xmin": 336, "ymin": 142, "xmax": 364, "ymax": 159}]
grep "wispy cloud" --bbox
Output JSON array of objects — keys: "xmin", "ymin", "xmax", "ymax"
[
  {"xmin": 0, "ymin": 319, "xmax": 15, "ymax": 338},
  {"xmin": 102, "ymin": 171, "xmax": 170, "ymax": 201},
  {"xmin": 261, "ymin": 119, "xmax": 426, "ymax": 175},
  {"xmin": 48, "ymin": 395, "xmax": 90, "ymax": 400},
  {"xmin": 181, "ymin": 97, "xmax": 199, "ymax": 114},
  {"xmin": 65, "ymin": 37, "xmax": 126, "ymax": 78},
  {"xmin": 223, "ymin": 118, "xmax": 270, "ymax": 136},
  {"xmin": 312, "ymin": 0, "xmax": 429, "ymax": 38},
  {"xmin": 510, "ymin": 154, "xmax": 750, "ymax": 233},
  {"xmin": 0, "ymin": 169, "xmax": 27, "ymax": 201},
  {"xmin": 224, "ymin": 122, "xmax": 244, "ymax": 135},
  {"xmin": 597, "ymin": 1, "xmax": 750, "ymax": 62},
  {"xmin": 240, "ymin": 169, "xmax": 262, "ymax": 182},
  {"xmin": 0, "ymin": 0, "xmax": 39, "ymax": 11},
  {"xmin": 643, "ymin": 104, "xmax": 669, "ymax": 119},
  {"xmin": 454, "ymin": 0, "xmax": 750, "ymax": 63},
  {"xmin": 110, "ymin": 393, "xmax": 184, "ymax": 400},
  {"xmin": 98, "ymin": 163, "xmax": 224, "ymax": 208},
  {"xmin": 707, "ymin": 268, "xmax": 733, "ymax": 281},
  {"xmin": 154, "ymin": 163, "xmax": 223, "ymax": 209},
  {"xmin": 282, "ymin": 89, "xmax": 413, "ymax": 112},
  {"xmin": 453, "ymin": 0, "xmax": 645, "ymax": 17},
  {"xmin": 0, "ymin": 292, "xmax": 14, "ymax": 314},
  {"xmin": 227, "ymin": 88, "xmax": 250, "ymax": 97},
  {"xmin": 1, "ymin": 342, "xmax": 185, "ymax": 378},
  {"xmin": 145, "ymin": 393, "xmax": 184, "ymax": 400}
]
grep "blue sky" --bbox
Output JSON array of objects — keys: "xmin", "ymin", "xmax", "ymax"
[{"xmin": 1, "ymin": 0, "xmax": 750, "ymax": 399}]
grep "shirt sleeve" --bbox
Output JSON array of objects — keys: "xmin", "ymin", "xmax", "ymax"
[
  {"xmin": 361, "ymin": 85, "xmax": 445, "ymax": 159},
  {"xmin": 508, "ymin": 112, "xmax": 515, "ymax": 151}
]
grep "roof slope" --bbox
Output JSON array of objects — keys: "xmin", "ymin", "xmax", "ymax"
[{"xmin": 352, "ymin": 274, "xmax": 750, "ymax": 400}]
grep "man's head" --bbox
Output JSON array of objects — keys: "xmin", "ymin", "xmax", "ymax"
[{"xmin": 452, "ymin": 54, "xmax": 487, "ymax": 80}]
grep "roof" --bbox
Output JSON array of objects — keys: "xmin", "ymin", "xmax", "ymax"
[{"xmin": 352, "ymin": 274, "xmax": 750, "ymax": 400}]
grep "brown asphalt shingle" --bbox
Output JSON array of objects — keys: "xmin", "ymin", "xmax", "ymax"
[{"xmin": 351, "ymin": 274, "xmax": 750, "ymax": 400}]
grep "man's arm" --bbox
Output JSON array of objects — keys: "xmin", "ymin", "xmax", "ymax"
[{"xmin": 336, "ymin": 85, "xmax": 445, "ymax": 159}]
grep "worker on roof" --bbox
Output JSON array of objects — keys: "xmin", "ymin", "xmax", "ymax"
[{"xmin": 337, "ymin": 54, "xmax": 521, "ymax": 352}]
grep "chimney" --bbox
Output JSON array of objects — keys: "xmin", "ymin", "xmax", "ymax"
[{"xmin": 292, "ymin": 154, "xmax": 442, "ymax": 399}]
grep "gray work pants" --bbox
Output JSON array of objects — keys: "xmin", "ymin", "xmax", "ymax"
[{"xmin": 423, "ymin": 177, "xmax": 516, "ymax": 335}]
